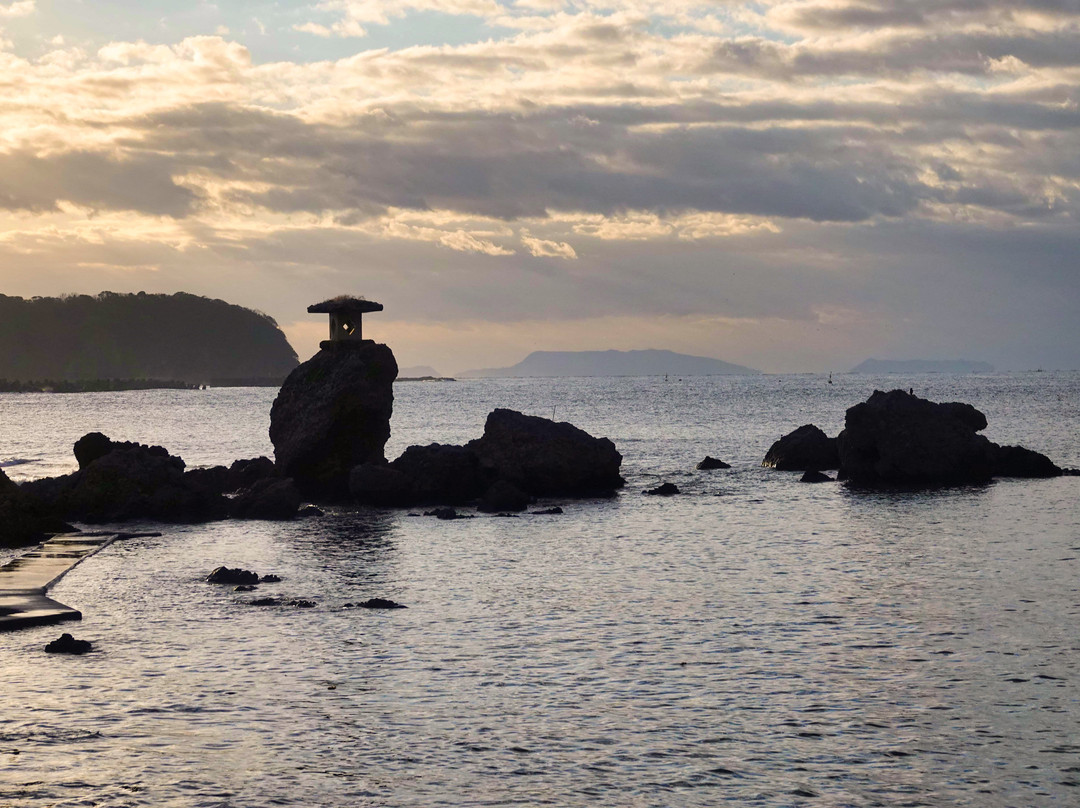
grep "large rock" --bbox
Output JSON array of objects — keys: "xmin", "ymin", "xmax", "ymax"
[
  {"xmin": 763, "ymin": 424, "xmax": 839, "ymax": 470},
  {"xmin": 0, "ymin": 468, "xmax": 75, "ymax": 547},
  {"xmin": 227, "ymin": 478, "xmax": 301, "ymax": 520},
  {"xmin": 389, "ymin": 443, "xmax": 485, "ymax": 505},
  {"xmin": 836, "ymin": 389, "xmax": 998, "ymax": 485},
  {"xmin": 21, "ymin": 435, "xmax": 227, "ymax": 523},
  {"xmin": 349, "ymin": 462, "xmax": 413, "ymax": 506},
  {"xmin": 270, "ymin": 341, "xmax": 397, "ymax": 499},
  {"xmin": 466, "ymin": 409, "xmax": 623, "ymax": 497}
]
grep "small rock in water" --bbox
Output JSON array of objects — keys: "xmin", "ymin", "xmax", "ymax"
[
  {"xmin": 297, "ymin": 505, "xmax": 325, "ymax": 517},
  {"xmin": 260, "ymin": 574, "xmax": 282, "ymax": 583},
  {"xmin": 44, "ymin": 633, "xmax": 92, "ymax": 655},
  {"xmin": 424, "ymin": 507, "xmax": 472, "ymax": 520},
  {"xmin": 356, "ymin": 598, "xmax": 407, "ymax": 609},
  {"xmin": 234, "ymin": 584, "xmax": 257, "ymax": 592},
  {"xmin": 206, "ymin": 566, "xmax": 261, "ymax": 585},
  {"xmin": 531, "ymin": 506, "xmax": 564, "ymax": 515},
  {"xmin": 286, "ymin": 599, "xmax": 316, "ymax": 608},
  {"xmin": 800, "ymin": 469, "xmax": 834, "ymax": 483},
  {"xmin": 644, "ymin": 482, "xmax": 680, "ymax": 496},
  {"xmin": 248, "ymin": 597, "xmax": 281, "ymax": 606},
  {"xmin": 697, "ymin": 456, "xmax": 731, "ymax": 470}
]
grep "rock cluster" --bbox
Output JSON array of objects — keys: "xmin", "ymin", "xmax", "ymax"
[{"xmin": 763, "ymin": 389, "xmax": 1069, "ymax": 487}]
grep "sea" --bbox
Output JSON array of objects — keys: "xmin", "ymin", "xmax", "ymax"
[{"xmin": 1, "ymin": 371, "xmax": 1079, "ymax": 808}]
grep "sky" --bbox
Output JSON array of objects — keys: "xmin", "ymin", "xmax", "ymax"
[{"xmin": 0, "ymin": 0, "xmax": 1077, "ymax": 373}]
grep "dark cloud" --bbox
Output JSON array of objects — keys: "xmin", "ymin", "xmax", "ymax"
[{"xmin": 0, "ymin": 149, "xmax": 196, "ymax": 216}]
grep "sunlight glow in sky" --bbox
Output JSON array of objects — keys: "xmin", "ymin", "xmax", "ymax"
[{"xmin": 0, "ymin": 0, "xmax": 1077, "ymax": 372}]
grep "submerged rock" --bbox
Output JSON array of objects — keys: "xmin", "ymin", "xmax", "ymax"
[
  {"xmin": 697, "ymin": 456, "xmax": 731, "ymax": 470},
  {"xmin": 763, "ymin": 424, "xmax": 839, "ymax": 471},
  {"xmin": 270, "ymin": 340, "xmax": 397, "ymax": 499},
  {"xmin": 466, "ymin": 408, "xmax": 624, "ymax": 497},
  {"xmin": 424, "ymin": 507, "xmax": 472, "ymax": 520},
  {"xmin": 44, "ymin": 633, "xmax": 92, "ymax": 655}
]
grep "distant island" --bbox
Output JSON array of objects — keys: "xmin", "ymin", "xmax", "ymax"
[
  {"xmin": 460, "ymin": 349, "xmax": 759, "ymax": 378},
  {"xmin": 398, "ymin": 365, "xmax": 443, "ymax": 378},
  {"xmin": 0, "ymin": 292, "xmax": 299, "ymax": 388},
  {"xmin": 851, "ymin": 358, "xmax": 995, "ymax": 374}
]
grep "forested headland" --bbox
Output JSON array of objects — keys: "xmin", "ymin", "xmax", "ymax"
[{"xmin": 0, "ymin": 292, "xmax": 299, "ymax": 389}]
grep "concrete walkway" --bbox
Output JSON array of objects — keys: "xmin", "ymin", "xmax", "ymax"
[{"xmin": 0, "ymin": 533, "xmax": 140, "ymax": 631}]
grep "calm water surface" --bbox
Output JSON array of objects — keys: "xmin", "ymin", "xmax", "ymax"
[{"xmin": 1, "ymin": 372, "xmax": 1079, "ymax": 807}]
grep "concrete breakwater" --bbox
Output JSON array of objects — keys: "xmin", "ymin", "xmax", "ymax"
[{"xmin": 0, "ymin": 532, "xmax": 155, "ymax": 631}]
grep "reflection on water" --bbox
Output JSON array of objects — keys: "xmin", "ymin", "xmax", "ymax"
[{"xmin": 1, "ymin": 373, "xmax": 1079, "ymax": 806}]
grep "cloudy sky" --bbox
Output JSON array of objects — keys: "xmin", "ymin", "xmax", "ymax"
[{"xmin": 0, "ymin": 0, "xmax": 1077, "ymax": 372}]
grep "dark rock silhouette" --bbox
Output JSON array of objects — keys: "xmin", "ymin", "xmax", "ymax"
[
  {"xmin": 389, "ymin": 443, "xmax": 486, "ymax": 504},
  {"xmin": 800, "ymin": 470, "xmax": 834, "ymax": 483},
  {"xmin": 531, "ymin": 506, "xmax": 564, "ymax": 515},
  {"xmin": 349, "ymin": 462, "xmax": 413, "ymax": 506},
  {"xmin": 466, "ymin": 409, "xmax": 623, "ymax": 497},
  {"xmin": 697, "ymin": 456, "xmax": 731, "ymax": 470},
  {"xmin": 993, "ymin": 445, "xmax": 1063, "ymax": 478},
  {"xmin": 353, "ymin": 598, "xmax": 407, "ymax": 609},
  {"xmin": 227, "ymin": 478, "xmax": 301, "ymax": 520},
  {"xmin": 763, "ymin": 424, "xmax": 839, "ymax": 471},
  {"xmin": 837, "ymin": 390, "xmax": 997, "ymax": 485},
  {"xmin": 835, "ymin": 389, "xmax": 1065, "ymax": 485},
  {"xmin": 270, "ymin": 341, "xmax": 397, "ymax": 499},
  {"xmin": 73, "ymin": 432, "xmax": 114, "ymax": 469},
  {"xmin": 206, "ymin": 567, "xmax": 261, "ymax": 585},
  {"xmin": 44, "ymin": 633, "xmax": 93, "ymax": 654},
  {"xmin": 23, "ymin": 436, "xmax": 227, "ymax": 524},
  {"xmin": 0, "ymin": 468, "xmax": 76, "ymax": 547},
  {"xmin": 424, "ymin": 507, "xmax": 472, "ymax": 520},
  {"xmin": 477, "ymin": 479, "xmax": 533, "ymax": 513},
  {"xmin": 644, "ymin": 482, "xmax": 680, "ymax": 496}
]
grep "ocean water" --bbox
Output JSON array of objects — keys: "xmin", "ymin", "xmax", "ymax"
[{"xmin": 1, "ymin": 372, "xmax": 1079, "ymax": 807}]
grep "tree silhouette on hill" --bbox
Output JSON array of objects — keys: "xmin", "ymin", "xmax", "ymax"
[{"xmin": 0, "ymin": 292, "xmax": 298, "ymax": 386}]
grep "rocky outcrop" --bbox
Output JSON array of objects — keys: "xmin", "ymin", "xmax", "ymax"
[
  {"xmin": 697, "ymin": 456, "xmax": 731, "ymax": 470},
  {"xmin": 0, "ymin": 468, "xmax": 75, "ymax": 547},
  {"xmin": 993, "ymin": 445, "xmax": 1063, "ymax": 478},
  {"xmin": 763, "ymin": 424, "xmax": 839, "ymax": 471},
  {"xmin": 836, "ymin": 389, "xmax": 998, "ymax": 485},
  {"xmin": 800, "ymin": 470, "xmax": 834, "ymax": 483},
  {"xmin": 466, "ymin": 409, "xmax": 623, "ymax": 497},
  {"xmin": 227, "ymin": 478, "xmax": 301, "ymax": 521},
  {"xmin": 477, "ymin": 479, "xmax": 532, "ymax": 513},
  {"xmin": 22, "ymin": 436, "xmax": 227, "ymax": 523},
  {"xmin": 388, "ymin": 443, "xmax": 486, "ymax": 504},
  {"xmin": 44, "ymin": 633, "xmax": 92, "ymax": 655},
  {"xmin": 270, "ymin": 341, "xmax": 397, "ymax": 499},
  {"xmin": 206, "ymin": 566, "xmax": 261, "ymax": 585}
]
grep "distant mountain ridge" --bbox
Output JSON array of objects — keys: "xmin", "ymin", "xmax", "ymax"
[
  {"xmin": 0, "ymin": 292, "xmax": 299, "ymax": 385},
  {"xmin": 851, "ymin": 358, "xmax": 994, "ymax": 374},
  {"xmin": 460, "ymin": 349, "xmax": 759, "ymax": 378}
]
